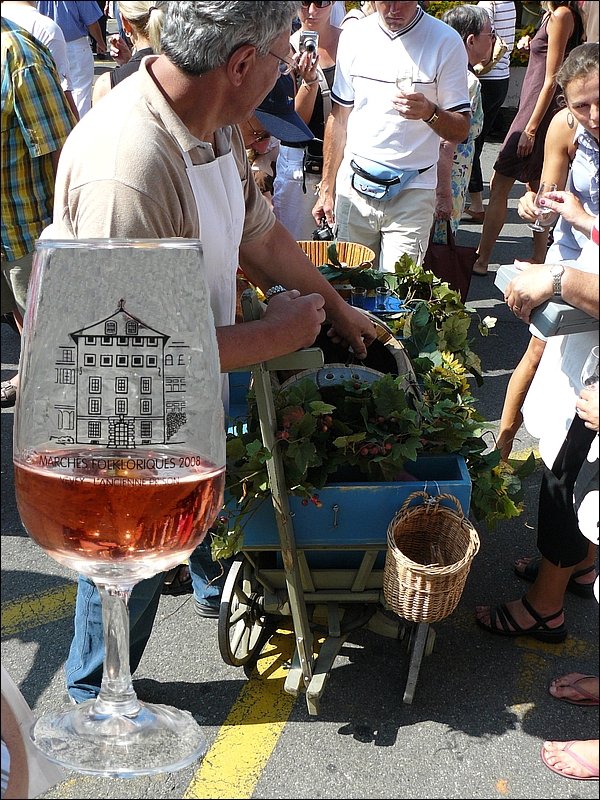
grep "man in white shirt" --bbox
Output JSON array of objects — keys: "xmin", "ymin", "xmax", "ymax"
[{"xmin": 312, "ymin": 0, "xmax": 471, "ymax": 271}]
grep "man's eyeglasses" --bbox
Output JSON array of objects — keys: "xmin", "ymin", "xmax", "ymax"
[
  {"xmin": 246, "ymin": 120, "xmax": 270, "ymax": 144},
  {"xmin": 300, "ymin": 1, "xmax": 332, "ymax": 8},
  {"xmin": 268, "ymin": 50, "xmax": 296, "ymax": 76},
  {"xmin": 482, "ymin": 28, "xmax": 497, "ymax": 39}
]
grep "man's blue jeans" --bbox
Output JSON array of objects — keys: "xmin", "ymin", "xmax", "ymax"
[
  {"xmin": 66, "ymin": 539, "xmax": 227, "ymax": 703},
  {"xmin": 66, "ymin": 373, "xmax": 250, "ymax": 702}
]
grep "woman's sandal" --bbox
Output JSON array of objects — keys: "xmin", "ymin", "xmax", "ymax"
[
  {"xmin": 541, "ymin": 741, "xmax": 600, "ymax": 781},
  {"xmin": 549, "ymin": 673, "xmax": 600, "ymax": 707},
  {"xmin": 515, "ymin": 556, "xmax": 596, "ymax": 599},
  {"xmin": 476, "ymin": 594, "xmax": 567, "ymax": 643}
]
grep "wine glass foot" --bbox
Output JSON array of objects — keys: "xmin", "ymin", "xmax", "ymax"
[{"xmin": 31, "ymin": 699, "xmax": 207, "ymax": 777}]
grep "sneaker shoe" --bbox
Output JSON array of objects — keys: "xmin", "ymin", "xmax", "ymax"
[
  {"xmin": 193, "ymin": 599, "xmax": 220, "ymax": 618},
  {"xmin": 1, "ymin": 379, "xmax": 17, "ymax": 408}
]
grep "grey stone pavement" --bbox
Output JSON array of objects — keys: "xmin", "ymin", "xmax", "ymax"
[{"xmin": 1, "ymin": 126, "xmax": 598, "ymax": 800}]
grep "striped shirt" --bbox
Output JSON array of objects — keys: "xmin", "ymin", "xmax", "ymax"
[
  {"xmin": 1, "ymin": 18, "xmax": 75, "ymax": 261},
  {"xmin": 478, "ymin": 1, "xmax": 517, "ymax": 80}
]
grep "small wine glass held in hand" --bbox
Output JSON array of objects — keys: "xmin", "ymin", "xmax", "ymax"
[
  {"xmin": 13, "ymin": 239, "xmax": 226, "ymax": 777},
  {"xmin": 581, "ymin": 345, "xmax": 599, "ymax": 389},
  {"xmin": 396, "ymin": 66, "xmax": 415, "ymax": 94},
  {"xmin": 528, "ymin": 182, "xmax": 558, "ymax": 232}
]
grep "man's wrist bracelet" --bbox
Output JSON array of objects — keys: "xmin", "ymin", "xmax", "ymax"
[{"xmin": 302, "ymin": 78, "xmax": 319, "ymax": 88}]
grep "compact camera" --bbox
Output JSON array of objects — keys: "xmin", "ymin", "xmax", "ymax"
[
  {"xmin": 299, "ymin": 31, "xmax": 319, "ymax": 57},
  {"xmin": 312, "ymin": 218, "xmax": 335, "ymax": 242}
]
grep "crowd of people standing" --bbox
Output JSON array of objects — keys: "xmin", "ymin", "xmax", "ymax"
[{"xmin": 1, "ymin": 0, "xmax": 598, "ymax": 790}]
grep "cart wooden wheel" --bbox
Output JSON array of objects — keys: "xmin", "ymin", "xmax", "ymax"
[{"xmin": 218, "ymin": 554, "xmax": 269, "ymax": 666}]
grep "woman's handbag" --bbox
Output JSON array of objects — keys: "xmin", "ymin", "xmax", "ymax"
[{"xmin": 423, "ymin": 221, "xmax": 477, "ymax": 303}]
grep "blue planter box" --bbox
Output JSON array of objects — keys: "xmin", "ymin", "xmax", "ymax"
[{"xmin": 237, "ymin": 455, "xmax": 471, "ymax": 551}]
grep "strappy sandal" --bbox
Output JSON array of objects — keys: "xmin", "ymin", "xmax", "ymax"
[
  {"xmin": 515, "ymin": 556, "xmax": 596, "ymax": 599},
  {"xmin": 476, "ymin": 594, "xmax": 567, "ymax": 643}
]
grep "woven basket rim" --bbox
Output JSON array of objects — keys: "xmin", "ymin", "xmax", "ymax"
[
  {"xmin": 385, "ymin": 530, "xmax": 480, "ymax": 576},
  {"xmin": 385, "ymin": 493, "xmax": 480, "ymax": 576},
  {"xmin": 296, "ymin": 240, "xmax": 376, "ymax": 267}
]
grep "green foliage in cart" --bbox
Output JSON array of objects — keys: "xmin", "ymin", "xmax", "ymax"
[{"xmin": 211, "ymin": 254, "xmax": 536, "ymax": 561}]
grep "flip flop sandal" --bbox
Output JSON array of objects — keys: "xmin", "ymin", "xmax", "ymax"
[
  {"xmin": 541, "ymin": 741, "xmax": 600, "ymax": 781},
  {"xmin": 0, "ymin": 380, "xmax": 17, "ymax": 408},
  {"xmin": 549, "ymin": 673, "xmax": 599, "ymax": 707},
  {"xmin": 161, "ymin": 564, "xmax": 192, "ymax": 596},
  {"xmin": 515, "ymin": 556, "xmax": 596, "ymax": 599},
  {"xmin": 476, "ymin": 594, "xmax": 567, "ymax": 643}
]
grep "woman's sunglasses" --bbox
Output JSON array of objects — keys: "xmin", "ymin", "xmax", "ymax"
[
  {"xmin": 246, "ymin": 121, "xmax": 271, "ymax": 145},
  {"xmin": 300, "ymin": 1, "xmax": 332, "ymax": 8}
]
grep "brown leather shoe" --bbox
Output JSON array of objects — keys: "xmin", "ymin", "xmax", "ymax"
[{"xmin": 462, "ymin": 208, "xmax": 485, "ymax": 224}]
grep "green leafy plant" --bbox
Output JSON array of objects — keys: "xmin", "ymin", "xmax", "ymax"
[{"xmin": 211, "ymin": 255, "xmax": 534, "ymax": 561}]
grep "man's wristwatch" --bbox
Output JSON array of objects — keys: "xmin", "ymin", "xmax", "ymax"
[
  {"xmin": 265, "ymin": 284, "xmax": 287, "ymax": 300},
  {"xmin": 550, "ymin": 264, "xmax": 565, "ymax": 297},
  {"xmin": 424, "ymin": 104, "xmax": 439, "ymax": 125}
]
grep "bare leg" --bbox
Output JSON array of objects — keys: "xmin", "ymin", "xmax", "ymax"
[
  {"xmin": 531, "ymin": 228, "xmax": 550, "ymax": 263},
  {"xmin": 496, "ymin": 335, "xmax": 546, "ymax": 460},
  {"xmin": 468, "ymin": 190, "xmax": 484, "ymax": 215},
  {"xmin": 473, "ymin": 170, "xmax": 516, "ymax": 275}
]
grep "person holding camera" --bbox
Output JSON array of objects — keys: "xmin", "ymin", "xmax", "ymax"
[{"xmin": 272, "ymin": 0, "xmax": 341, "ymax": 241}]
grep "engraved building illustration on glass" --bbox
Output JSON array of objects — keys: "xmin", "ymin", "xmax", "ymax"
[{"xmin": 54, "ymin": 301, "xmax": 189, "ymax": 447}]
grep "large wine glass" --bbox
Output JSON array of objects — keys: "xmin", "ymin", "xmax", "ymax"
[
  {"xmin": 527, "ymin": 182, "xmax": 558, "ymax": 232},
  {"xmin": 13, "ymin": 239, "xmax": 226, "ymax": 777}
]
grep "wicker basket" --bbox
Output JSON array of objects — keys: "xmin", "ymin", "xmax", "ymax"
[
  {"xmin": 383, "ymin": 491, "xmax": 480, "ymax": 623},
  {"xmin": 297, "ymin": 240, "xmax": 375, "ymax": 269}
]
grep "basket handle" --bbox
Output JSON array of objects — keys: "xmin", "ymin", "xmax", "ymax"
[{"xmin": 398, "ymin": 490, "xmax": 464, "ymax": 518}]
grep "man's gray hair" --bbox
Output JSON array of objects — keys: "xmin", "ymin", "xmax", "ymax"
[
  {"xmin": 442, "ymin": 4, "xmax": 490, "ymax": 40},
  {"xmin": 161, "ymin": 1, "xmax": 300, "ymax": 76}
]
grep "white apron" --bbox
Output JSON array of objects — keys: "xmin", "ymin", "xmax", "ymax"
[{"xmin": 181, "ymin": 147, "xmax": 245, "ymax": 411}]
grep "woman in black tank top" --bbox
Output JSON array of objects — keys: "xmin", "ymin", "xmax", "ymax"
[{"xmin": 92, "ymin": 1, "xmax": 166, "ymax": 106}]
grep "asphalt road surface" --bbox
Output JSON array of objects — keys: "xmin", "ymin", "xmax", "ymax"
[{"xmin": 1, "ymin": 136, "xmax": 597, "ymax": 800}]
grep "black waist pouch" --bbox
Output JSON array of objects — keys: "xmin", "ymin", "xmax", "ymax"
[{"xmin": 303, "ymin": 138, "xmax": 324, "ymax": 176}]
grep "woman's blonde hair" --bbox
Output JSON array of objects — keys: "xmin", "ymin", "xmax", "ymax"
[{"xmin": 117, "ymin": 1, "xmax": 167, "ymax": 53}]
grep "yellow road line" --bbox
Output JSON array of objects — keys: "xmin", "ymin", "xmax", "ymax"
[
  {"xmin": 1, "ymin": 584, "xmax": 77, "ymax": 636},
  {"xmin": 184, "ymin": 629, "xmax": 297, "ymax": 800}
]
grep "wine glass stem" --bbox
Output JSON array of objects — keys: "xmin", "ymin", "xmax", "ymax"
[{"xmin": 93, "ymin": 584, "xmax": 141, "ymax": 717}]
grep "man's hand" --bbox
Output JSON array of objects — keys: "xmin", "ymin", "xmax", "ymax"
[
  {"xmin": 325, "ymin": 303, "xmax": 377, "ymax": 360},
  {"xmin": 262, "ymin": 290, "xmax": 326, "ymax": 350},
  {"xmin": 504, "ymin": 262, "xmax": 553, "ymax": 322},
  {"xmin": 391, "ymin": 89, "xmax": 432, "ymax": 121},
  {"xmin": 312, "ymin": 190, "xmax": 335, "ymax": 227}
]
